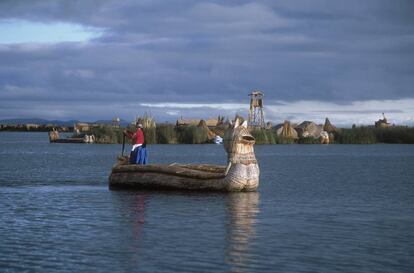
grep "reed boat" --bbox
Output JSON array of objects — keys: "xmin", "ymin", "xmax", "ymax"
[
  {"xmin": 49, "ymin": 129, "xmax": 95, "ymax": 144},
  {"xmin": 109, "ymin": 117, "xmax": 260, "ymax": 192}
]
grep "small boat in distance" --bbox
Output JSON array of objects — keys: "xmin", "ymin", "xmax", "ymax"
[
  {"xmin": 109, "ymin": 117, "xmax": 260, "ymax": 192},
  {"xmin": 49, "ymin": 128, "xmax": 95, "ymax": 144}
]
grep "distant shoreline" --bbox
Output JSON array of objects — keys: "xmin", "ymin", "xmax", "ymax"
[{"xmin": 1, "ymin": 125, "xmax": 413, "ymax": 144}]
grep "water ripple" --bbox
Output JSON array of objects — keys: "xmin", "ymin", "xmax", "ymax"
[{"xmin": 0, "ymin": 132, "xmax": 413, "ymax": 272}]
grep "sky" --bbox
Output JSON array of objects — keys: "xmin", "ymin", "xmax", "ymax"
[{"xmin": 0, "ymin": 0, "xmax": 413, "ymax": 127}]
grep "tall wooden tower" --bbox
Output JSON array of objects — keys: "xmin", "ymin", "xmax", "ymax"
[{"xmin": 248, "ymin": 91, "xmax": 265, "ymax": 128}]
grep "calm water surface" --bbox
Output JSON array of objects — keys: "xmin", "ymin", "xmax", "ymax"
[{"xmin": 0, "ymin": 132, "xmax": 413, "ymax": 272}]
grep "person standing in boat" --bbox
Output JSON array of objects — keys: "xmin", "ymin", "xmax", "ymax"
[{"xmin": 124, "ymin": 123, "xmax": 148, "ymax": 165}]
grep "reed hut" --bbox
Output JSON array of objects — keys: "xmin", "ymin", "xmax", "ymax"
[
  {"xmin": 265, "ymin": 121, "xmax": 273, "ymax": 129},
  {"xmin": 198, "ymin": 119, "xmax": 216, "ymax": 140},
  {"xmin": 319, "ymin": 131, "xmax": 330, "ymax": 144},
  {"xmin": 210, "ymin": 116, "xmax": 229, "ymax": 138},
  {"xmin": 275, "ymin": 120, "xmax": 298, "ymax": 139},
  {"xmin": 323, "ymin": 118, "xmax": 337, "ymax": 133},
  {"xmin": 25, "ymin": 124, "xmax": 39, "ymax": 130},
  {"xmin": 295, "ymin": 121, "xmax": 323, "ymax": 138},
  {"xmin": 176, "ymin": 117, "xmax": 218, "ymax": 127},
  {"xmin": 323, "ymin": 117, "xmax": 339, "ymax": 143},
  {"xmin": 74, "ymin": 123, "xmax": 90, "ymax": 132}
]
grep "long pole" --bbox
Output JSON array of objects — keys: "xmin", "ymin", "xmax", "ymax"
[{"xmin": 121, "ymin": 133, "xmax": 126, "ymax": 156}]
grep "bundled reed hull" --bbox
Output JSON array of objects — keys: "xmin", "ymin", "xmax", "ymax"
[
  {"xmin": 110, "ymin": 163, "xmax": 235, "ymax": 191},
  {"xmin": 51, "ymin": 138, "xmax": 85, "ymax": 143}
]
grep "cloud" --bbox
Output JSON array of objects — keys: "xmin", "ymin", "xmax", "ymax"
[
  {"xmin": 0, "ymin": 19, "xmax": 103, "ymax": 44},
  {"xmin": 0, "ymin": 0, "xmax": 413, "ymax": 124},
  {"xmin": 141, "ymin": 102, "xmax": 247, "ymax": 110}
]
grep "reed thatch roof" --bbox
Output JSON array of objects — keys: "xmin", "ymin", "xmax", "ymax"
[
  {"xmin": 295, "ymin": 121, "xmax": 323, "ymax": 138},
  {"xmin": 210, "ymin": 126, "xmax": 225, "ymax": 137},
  {"xmin": 323, "ymin": 118, "xmax": 338, "ymax": 133},
  {"xmin": 176, "ymin": 117, "xmax": 218, "ymax": 127},
  {"xmin": 197, "ymin": 119, "xmax": 216, "ymax": 140},
  {"xmin": 275, "ymin": 120, "xmax": 298, "ymax": 139}
]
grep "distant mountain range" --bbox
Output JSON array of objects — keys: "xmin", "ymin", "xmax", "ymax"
[{"xmin": 0, "ymin": 118, "xmax": 131, "ymax": 127}]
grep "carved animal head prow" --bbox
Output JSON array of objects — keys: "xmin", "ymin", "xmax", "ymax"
[{"xmin": 223, "ymin": 116, "xmax": 255, "ymax": 156}]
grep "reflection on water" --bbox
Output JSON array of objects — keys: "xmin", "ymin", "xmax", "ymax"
[
  {"xmin": 109, "ymin": 191, "xmax": 260, "ymax": 272},
  {"xmin": 226, "ymin": 192, "xmax": 260, "ymax": 273},
  {"xmin": 107, "ymin": 191, "xmax": 148, "ymax": 270}
]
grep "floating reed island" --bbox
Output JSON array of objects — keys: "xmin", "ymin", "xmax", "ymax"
[
  {"xmin": 2, "ymin": 110, "xmax": 404, "ymax": 144},
  {"xmin": 109, "ymin": 117, "xmax": 260, "ymax": 192},
  {"xmin": 40, "ymin": 113, "xmax": 414, "ymax": 145}
]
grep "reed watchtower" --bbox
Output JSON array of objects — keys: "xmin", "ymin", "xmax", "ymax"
[{"xmin": 248, "ymin": 91, "xmax": 265, "ymax": 128}]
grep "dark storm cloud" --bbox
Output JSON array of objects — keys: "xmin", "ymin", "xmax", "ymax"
[{"xmin": 0, "ymin": 0, "xmax": 413, "ymax": 121}]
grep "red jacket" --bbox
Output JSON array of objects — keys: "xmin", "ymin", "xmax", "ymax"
[{"xmin": 126, "ymin": 128, "xmax": 144, "ymax": 145}]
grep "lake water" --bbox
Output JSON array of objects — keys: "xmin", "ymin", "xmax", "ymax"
[{"xmin": 0, "ymin": 132, "xmax": 413, "ymax": 272}]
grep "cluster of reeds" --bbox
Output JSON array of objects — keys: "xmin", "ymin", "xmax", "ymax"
[
  {"xmin": 336, "ymin": 126, "xmax": 414, "ymax": 144},
  {"xmin": 136, "ymin": 113, "xmax": 156, "ymax": 144},
  {"xmin": 251, "ymin": 128, "xmax": 295, "ymax": 144},
  {"xmin": 251, "ymin": 129, "xmax": 276, "ymax": 144},
  {"xmin": 136, "ymin": 113, "xmax": 156, "ymax": 128},
  {"xmin": 176, "ymin": 125, "xmax": 210, "ymax": 144},
  {"xmin": 133, "ymin": 123, "xmax": 211, "ymax": 144},
  {"xmin": 156, "ymin": 124, "xmax": 178, "ymax": 144},
  {"xmin": 91, "ymin": 125, "xmax": 124, "ymax": 144}
]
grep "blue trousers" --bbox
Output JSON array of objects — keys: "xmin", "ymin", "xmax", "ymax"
[{"xmin": 129, "ymin": 146, "xmax": 148, "ymax": 165}]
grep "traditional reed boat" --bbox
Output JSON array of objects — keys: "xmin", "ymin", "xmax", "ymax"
[
  {"xmin": 109, "ymin": 117, "xmax": 260, "ymax": 192},
  {"xmin": 49, "ymin": 129, "xmax": 95, "ymax": 144}
]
